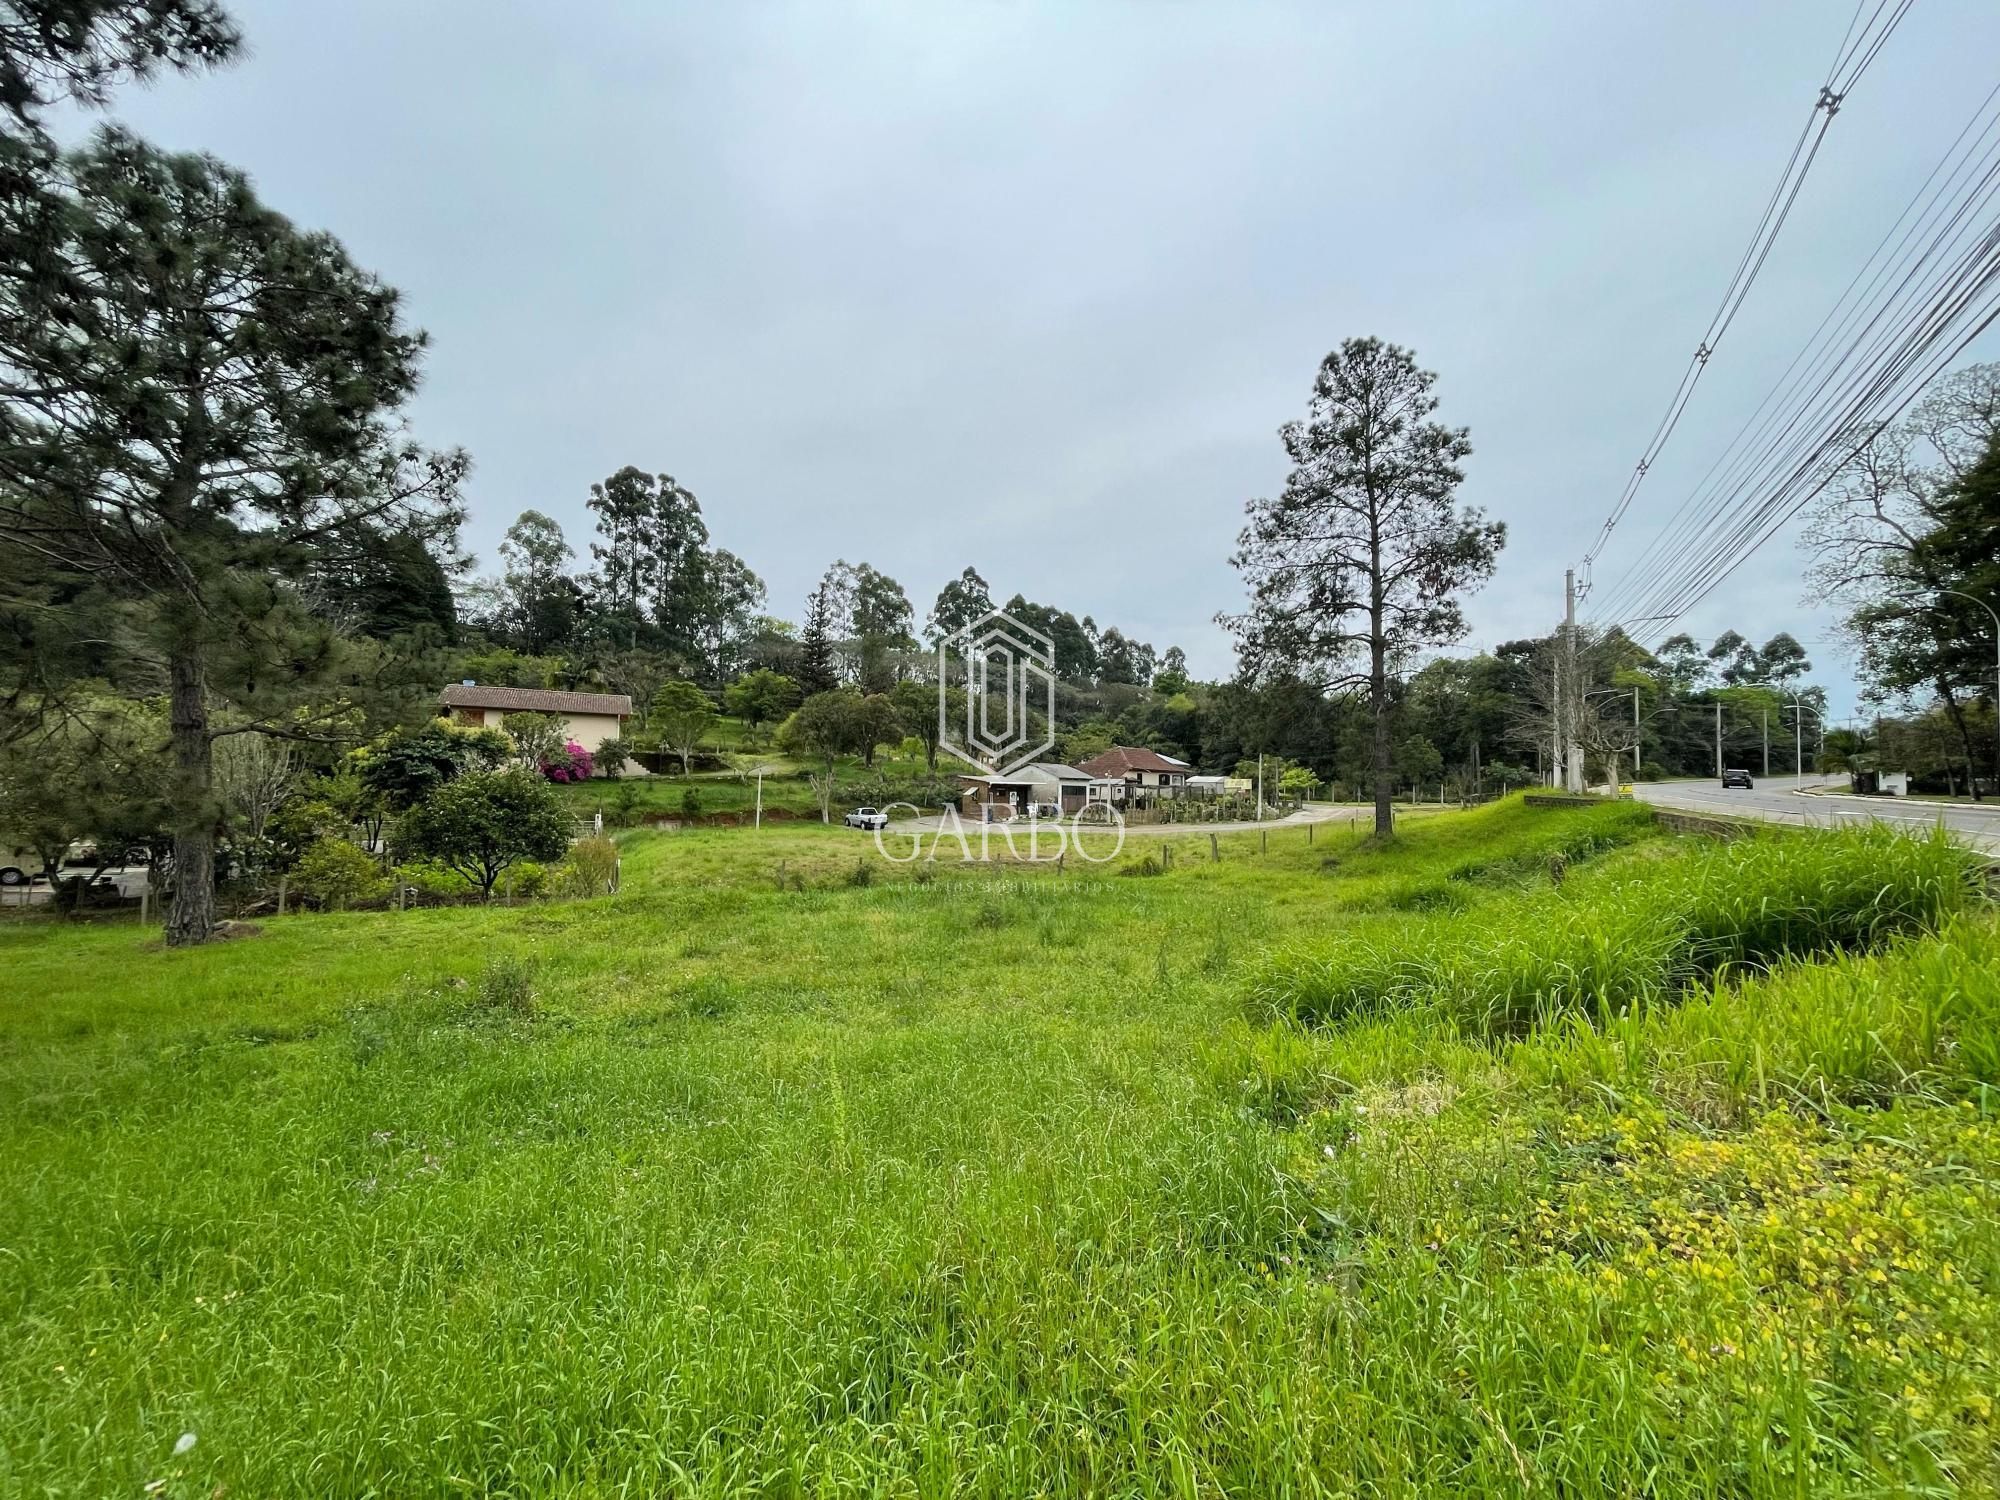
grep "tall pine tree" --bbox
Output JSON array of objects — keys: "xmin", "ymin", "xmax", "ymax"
[
  {"xmin": 1225, "ymin": 338, "xmax": 1503, "ymax": 837},
  {"xmin": 797, "ymin": 580, "xmax": 838, "ymax": 697},
  {"xmin": 0, "ymin": 129, "xmax": 466, "ymax": 943}
]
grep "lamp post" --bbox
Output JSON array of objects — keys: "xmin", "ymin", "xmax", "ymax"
[{"xmin": 1783, "ymin": 697, "xmax": 1817, "ymax": 781}]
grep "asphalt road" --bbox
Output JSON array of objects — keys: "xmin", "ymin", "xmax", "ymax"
[{"xmin": 1632, "ymin": 774, "xmax": 2000, "ymax": 856}]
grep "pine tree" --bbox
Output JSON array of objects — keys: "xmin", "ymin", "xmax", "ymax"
[
  {"xmin": 1224, "ymin": 338, "xmax": 1504, "ymax": 837},
  {"xmin": 797, "ymin": 582, "xmax": 838, "ymax": 697},
  {"xmin": 0, "ymin": 129, "xmax": 466, "ymax": 944}
]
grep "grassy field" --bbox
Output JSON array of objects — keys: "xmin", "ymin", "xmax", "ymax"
[{"xmin": 2, "ymin": 799, "xmax": 1997, "ymax": 1496}]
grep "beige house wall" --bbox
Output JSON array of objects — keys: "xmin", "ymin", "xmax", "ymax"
[{"xmin": 455, "ymin": 708, "xmax": 628, "ymax": 756}]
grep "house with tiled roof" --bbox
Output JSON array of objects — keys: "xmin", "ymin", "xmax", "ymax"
[
  {"xmin": 1074, "ymin": 745, "xmax": 1191, "ymax": 802},
  {"xmin": 439, "ymin": 682, "xmax": 635, "ymax": 766}
]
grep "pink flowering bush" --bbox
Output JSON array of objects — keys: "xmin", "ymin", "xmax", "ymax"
[{"xmin": 539, "ymin": 741, "xmax": 595, "ymax": 783}]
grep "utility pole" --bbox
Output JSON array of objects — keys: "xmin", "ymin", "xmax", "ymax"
[
  {"xmin": 1762, "ymin": 708, "xmax": 1769, "ymax": 778},
  {"xmin": 1714, "ymin": 702, "xmax": 1722, "ymax": 778},
  {"xmin": 1256, "ymin": 753, "xmax": 1264, "ymax": 821},
  {"xmin": 1632, "ymin": 687, "xmax": 1641, "ymax": 776},
  {"xmin": 1563, "ymin": 568, "xmax": 1579, "ymax": 793}
]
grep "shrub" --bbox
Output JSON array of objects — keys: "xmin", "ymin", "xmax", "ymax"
[
  {"xmin": 394, "ymin": 769, "xmax": 572, "ymax": 898},
  {"xmin": 555, "ymin": 835, "xmax": 619, "ymax": 898},
  {"xmin": 505, "ymin": 860, "xmax": 551, "ymax": 898},
  {"xmin": 540, "ymin": 740, "xmax": 594, "ymax": 784},
  {"xmin": 290, "ymin": 838, "xmax": 389, "ymax": 911},
  {"xmin": 680, "ymin": 785, "xmax": 702, "ymax": 819},
  {"xmin": 392, "ymin": 858, "xmax": 477, "ymax": 900},
  {"xmin": 593, "ymin": 736, "xmax": 629, "ymax": 777}
]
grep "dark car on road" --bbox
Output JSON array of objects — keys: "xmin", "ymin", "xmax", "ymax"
[{"xmin": 1721, "ymin": 768, "xmax": 1754, "ymax": 789}]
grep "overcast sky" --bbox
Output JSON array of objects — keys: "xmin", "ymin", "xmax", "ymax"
[{"xmin": 66, "ymin": 0, "xmax": 2000, "ymax": 719}]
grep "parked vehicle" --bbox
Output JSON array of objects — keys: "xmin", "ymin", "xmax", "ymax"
[
  {"xmin": 843, "ymin": 807, "xmax": 890, "ymax": 831},
  {"xmin": 0, "ymin": 843, "xmax": 32, "ymax": 886},
  {"xmin": 1721, "ymin": 768, "xmax": 1754, "ymax": 789}
]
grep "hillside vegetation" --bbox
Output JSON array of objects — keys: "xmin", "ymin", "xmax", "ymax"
[{"xmin": 2, "ymin": 799, "xmax": 1995, "ymax": 1496}]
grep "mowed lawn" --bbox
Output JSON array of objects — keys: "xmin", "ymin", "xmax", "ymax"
[{"xmin": 2, "ymin": 802, "xmax": 1997, "ymax": 1496}]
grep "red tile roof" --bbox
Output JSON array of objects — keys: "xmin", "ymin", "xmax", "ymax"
[{"xmin": 1076, "ymin": 745, "xmax": 1187, "ymax": 777}]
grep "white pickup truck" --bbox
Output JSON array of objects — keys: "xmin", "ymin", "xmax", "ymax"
[{"xmin": 842, "ymin": 806, "xmax": 889, "ymax": 831}]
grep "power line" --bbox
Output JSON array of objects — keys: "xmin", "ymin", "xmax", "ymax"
[
  {"xmin": 1574, "ymin": 0, "xmax": 1917, "ymax": 593},
  {"xmin": 1587, "ymin": 76, "xmax": 2000, "ymax": 643}
]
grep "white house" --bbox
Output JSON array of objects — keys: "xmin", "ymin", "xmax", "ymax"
[{"xmin": 439, "ymin": 683, "xmax": 635, "ymax": 767}]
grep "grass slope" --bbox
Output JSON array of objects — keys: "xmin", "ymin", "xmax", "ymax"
[{"xmin": 1, "ymin": 799, "xmax": 1995, "ymax": 1496}]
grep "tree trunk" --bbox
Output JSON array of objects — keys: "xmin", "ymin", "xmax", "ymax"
[
  {"xmin": 165, "ymin": 643, "xmax": 216, "ymax": 946},
  {"xmin": 1937, "ymin": 685, "xmax": 1984, "ymax": 801}
]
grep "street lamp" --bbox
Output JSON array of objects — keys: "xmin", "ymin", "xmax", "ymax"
[{"xmin": 1783, "ymin": 697, "xmax": 1817, "ymax": 781}]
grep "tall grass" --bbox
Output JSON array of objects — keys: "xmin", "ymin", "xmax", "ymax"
[
  {"xmin": 2, "ymin": 807, "xmax": 1994, "ymax": 1496},
  {"xmin": 1248, "ymin": 826, "xmax": 1982, "ymax": 1036}
]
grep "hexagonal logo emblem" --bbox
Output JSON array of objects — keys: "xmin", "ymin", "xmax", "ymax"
[{"xmin": 938, "ymin": 608, "xmax": 1057, "ymax": 775}]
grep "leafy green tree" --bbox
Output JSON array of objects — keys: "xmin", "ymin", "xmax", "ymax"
[
  {"xmin": 498, "ymin": 510, "xmax": 578, "ymax": 654},
  {"xmin": 1809, "ymin": 364, "xmax": 2000, "ymax": 792},
  {"xmin": 1001, "ymin": 594, "xmax": 1101, "ymax": 683},
  {"xmin": 591, "ymin": 649, "xmax": 680, "ymax": 732},
  {"xmin": 393, "ymin": 768, "xmax": 571, "ymax": 899},
  {"xmin": 779, "ymin": 687, "xmax": 864, "ymax": 823},
  {"xmin": 0, "ymin": 696, "xmax": 165, "ymax": 885},
  {"xmin": 685, "ymin": 548, "xmax": 766, "ymax": 684},
  {"xmin": 1226, "ymin": 338, "xmax": 1504, "ymax": 837},
  {"xmin": 724, "ymin": 667, "xmax": 798, "ymax": 745},
  {"xmin": 889, "ymin": 677, "xmax": 962, "ymax": 769},
  {"xmin": 1755, "ymin": 632, "xmax": 1812, "ymax": 690},
  {"xmin": 592, "ymin": 735, "xmax": 630, "ymax": 778},
  {"xmin": 1153, "ymin": 647, "xmax": 1191, "ymax": 696},
  {"xmin": 1653, "ymin": 634, "xmax": 1710, "ymax": 694},
  {"xmin": 920, "ymin": 568, "xmax": 992, "ymax": 648},
  {"xmin": 818, "ymin": 560, "xmax": 914, "ymax": 691},
  {"xmin": 852, "ymin": 692, "xmax": 902, "ymax": 768},
  {"xmin": 358, "ymin": 720, "xmax": 510, "ymax": 810},
  {"xmin": 1279, "ymin": 764, "xmax": 1322, "ymax": 799},
  {"xmin": 500, "ymin": 711, "xmax": 566, "ymax": 771},
  {"xmin": 585, "ymin": 466, "xmax": 668, "ymax": 647},
  {"xmin": 925, "ymin": 566, "xmax": 994, "ymax": 644},
  {"xmin": 0, "ymin": 130, "xmax": 469, "ymax": 944},
  {"xmin": 1395, "ymin": 734, "xmax": 1443, "ymax": 792},
  {"xmin": 648, "ymin": 680, "xmax": 715, "ymax": 776}
]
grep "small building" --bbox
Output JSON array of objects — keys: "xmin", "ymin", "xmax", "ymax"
[
  {"xmin": 959, "ymin": 763, "xmax": 1117, "ymax": 820},
  {"xmin": 1186, "ymin": 775, "xmax": 1254, "ymax": 797},
  {"xmin": 439, "ymin": 683, "xmax": 635, "ymax": 765},
  {"xmin": 1075, "ymin": 745, "xmax": 1192, "ymax": 802}
]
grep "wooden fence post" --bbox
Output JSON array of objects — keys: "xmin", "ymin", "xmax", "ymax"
[
  {"xmin": 276, "ymin": 874, "xmax": 287, "ymax": 917},
  {"xmin": 1209, "ymin": 833, "xmax": 1219, "ymax": 863}
]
